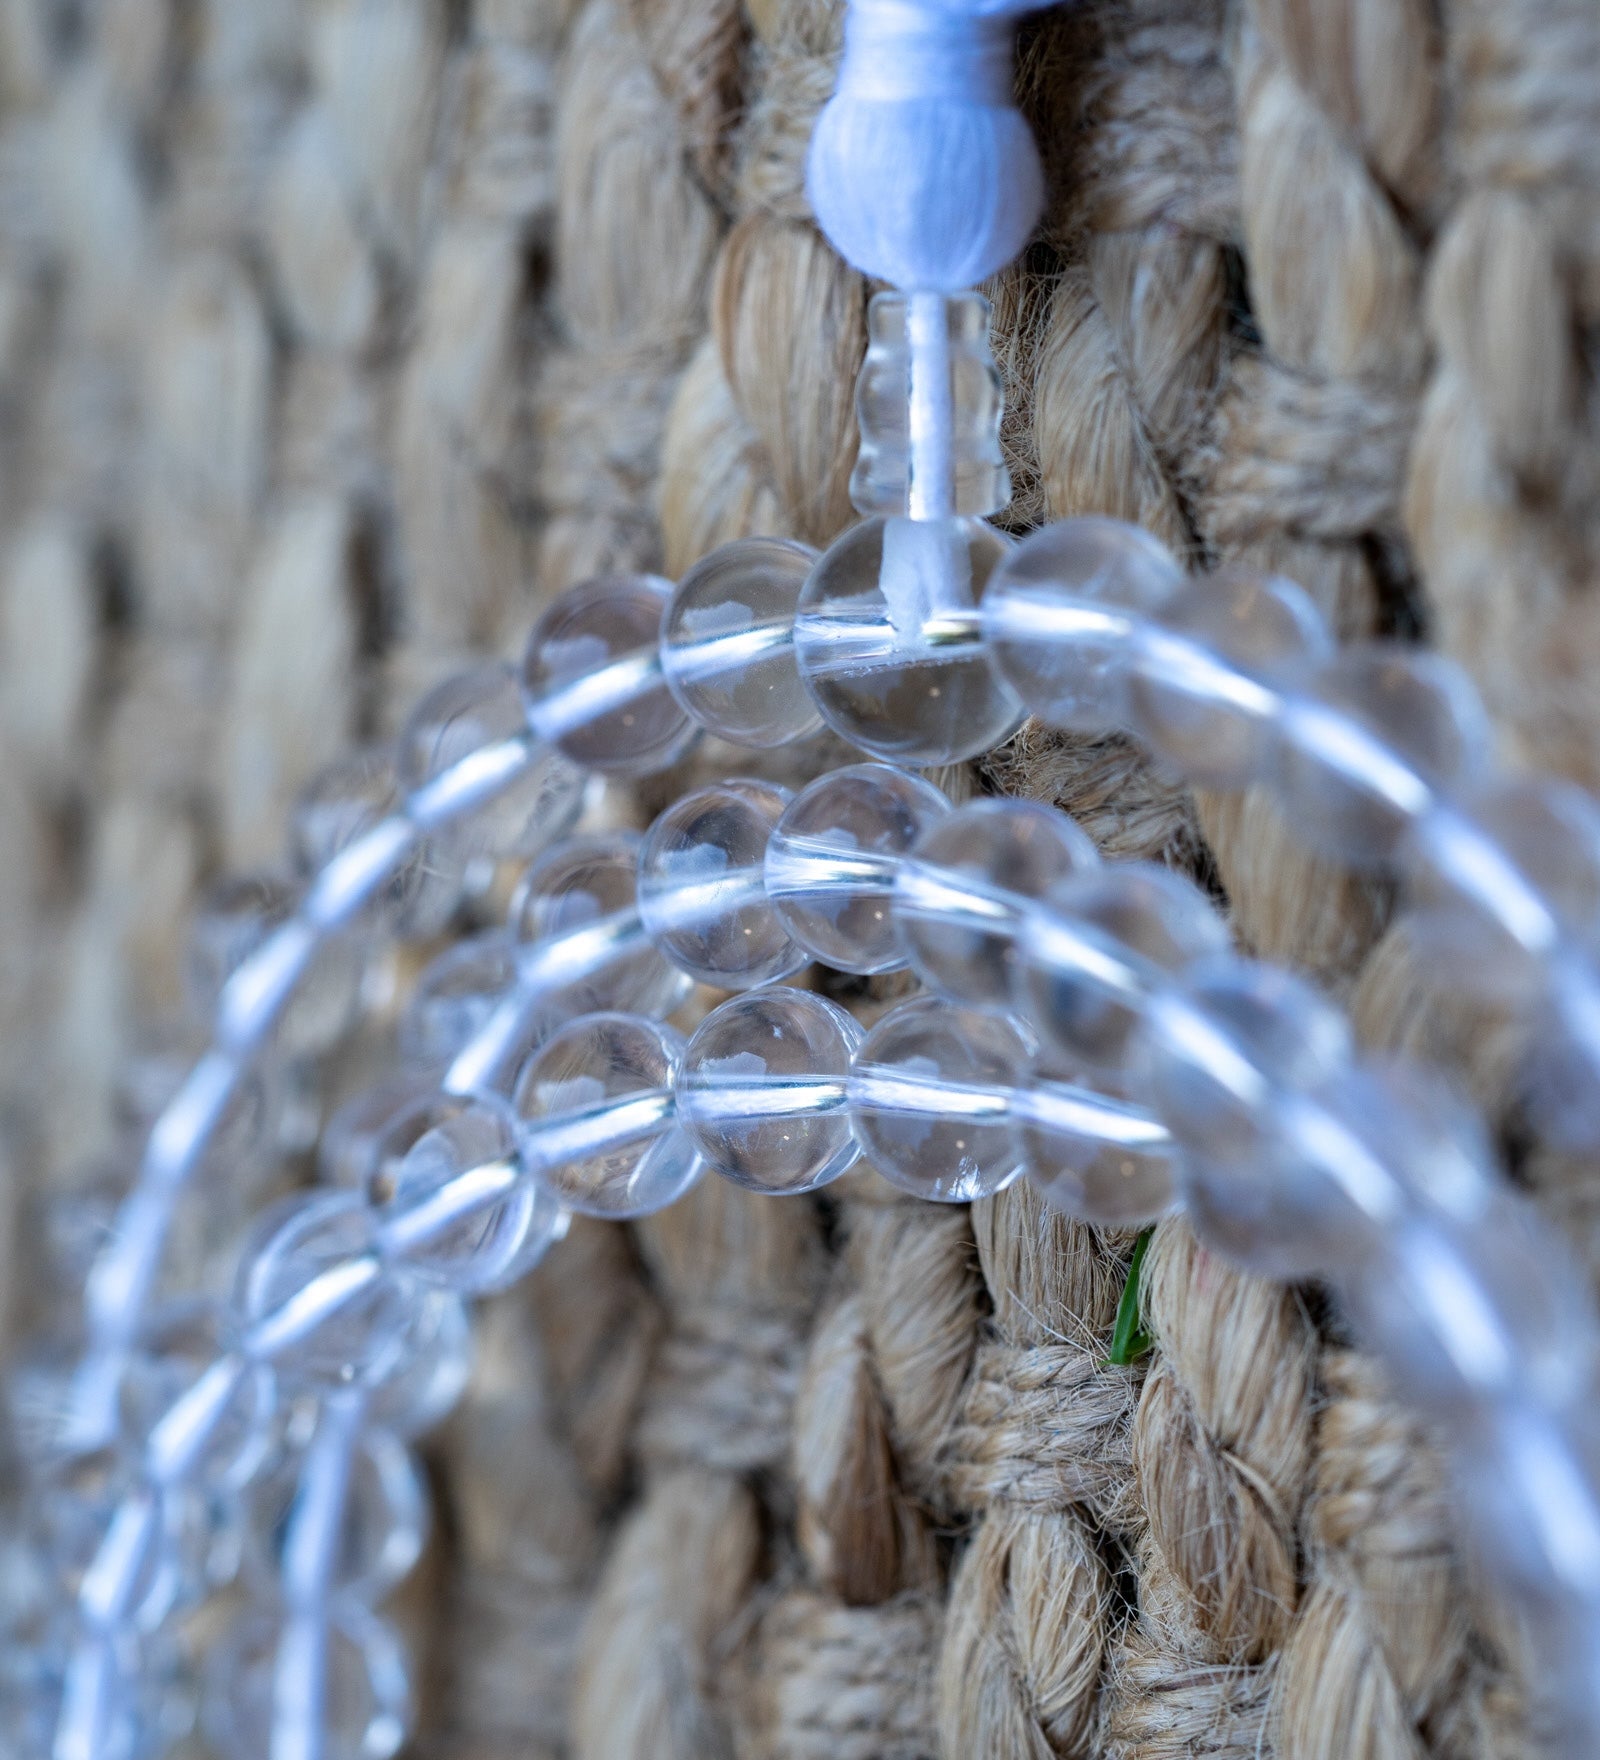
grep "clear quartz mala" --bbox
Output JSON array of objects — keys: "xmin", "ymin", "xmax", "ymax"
[{"xmin": 20, "ymin": 1, "xmax": 1600, "ymax": 1755}]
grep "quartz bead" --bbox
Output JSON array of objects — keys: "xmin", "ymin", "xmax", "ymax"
[
  {"xmin": 1014, "ymin": 861, "xmax": 1227, "ymax": 1070},
  {"xmin": 400, "ymin": 662, "xmax": 584, "ymax": 867},
  {"xmin": 1129, "ymin": 566, "xmax": 1331, "ymax": 789},
  {"xmin": 521, "ymin": 574, "xmax": 695, "ymax": 775},
  {"xmin": 1526, "ymin": 961, "xmax": 1600, "ymax": 1150},
  {"xmin": 121, "ymin": 1301, "xmax": 276, "ymax": 1492},
  {"xmin": 1275, "ymin": 642, "xmax": 1492, "ymax": 866},
  {"xmin": 365, "ymin": 1289, "xmax": 474, "ymax": 1440},
  {"xmin": 320, "ymin": 1071, "xmax": 447, "ymax": 1188},
  {"xmin": 793, "ymin": 515, "xmax": 1023, "ymax": 765},
  {"xmin": 981, "ymin": 516, "xmax": 1184, "ymax": 731},
  {"xmin": 204, "ymin": 1603, "xmax": 410, "ymax": 1760},
  {"xmin": 1400, "ymin": 775, "xmax": 1600, "ymax": 1004},
  {"xmin": 397, "ymin": 933, "xmax": 519, "ymax": 1068},
  {"xmin": 660, "ymin": 538, "xmax": 824, "ymax": 748},
  {"xmin": 509, "ymin": 832, "xmax": 690, "ymax": 1018},
  {"xmin": 637, "ymin": 779, "xmax": 807, "ymax": 989},
  {"xmin": 235, "ymin": 1192, "xmax": 414, "ymax": 1389},
  {"xmin": 677, "ymin": 987, "xmax": 863, "ymax": 1195},
  {"xmin": 1013, "ymin": 1061, "xmax": 1175, "ymax": 1226},
  {"xmin": 367, "ymin": 1091, "xmax": 556, "ymax": 1294},
  {"xmin": 850, "ymin": 292, "xmax": 1009, "ymax": 519},
  {"xmin": 513, "ymin": 1014, "xmax": 703, "ymax": 1217},
  {"xmin": 849, "ymin": 996, "xmax": 1029, "ymax": 1202},
  {"xmin": 292, "ymin": 745, "xmax": 433, "ymax": 933},
  {"xmin": 189, "ymin": 872, "xmax": 365, "ymax": 1060},
  {"xmin": 242, "ymin": 1425, "xmax": 427, "ymax": 1606},
  {"xmin": 895, "ymin": 797, "xmax": 1099, "ymax": 1008},
  {"xmin": 765, "ymin": 763, "xmax": 951, "ymax": 973},
  {"xmin": 1341, "ymin": 1177, "xmax": 1597, "ymax": 1417}
]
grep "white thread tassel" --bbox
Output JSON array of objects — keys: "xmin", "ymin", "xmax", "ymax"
[{"xmin": 806, "ymin": 0, "xmax": 1045, "ymax": 291}]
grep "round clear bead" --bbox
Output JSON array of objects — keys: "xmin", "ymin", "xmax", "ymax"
[
  {"xmin": 1129, "ymin": 565, "xmax": 1331, "ymax": 788},
  {"xmin": 1014, "ymin": 861, "xmax": 1228, "ymax": 1071},
  {"xmin": 291, "ymin": 745, "xmax": 433, "ymax": 933},
  {"xmin": 765, "ymin": 762, "xmax": 951, "ymax": 974},
  {"xmin": 508, "ymin": 831, "xmax": 691, "ymax": 1017},
  {"xmin": 849, "ymin": 995, "xmax": 1029, "ymax": 1202},
  {"xmin": 660, "ymin": 537, "xmax": 823, "ymax": 748},
  {"xmin": 521, "ymin": 574, "xmax": 695, "ymax": 775},
  {"xmin": 637, "ymin": 779, "xmax": 807, "ymax": 989},
  {"xmin": 1400, "ymin": 775, "xmax": 1600, "ymax": 1005},
  {"xmin": 981, "ymin": 516, "xmax": 1184, "ymax": 730},
  {"xmin": 1342, "ymin": 1190, "xmax": 1598, "ymax": 1418},
  {"xmin": 1014, "ymin": 1060, "xmax": 1175, "ymax": 1226},
  {"xmin": 121, "ymin": 1300, "xmax": 277, "ymax": 1492},
  {"xmin": 365, "ymin": 1289, "xmax": 475, "ymax": 1439},
  {"xmin": 368, "ymin": 1091, "xmax": 556, "ymax": 1294},
  {"xmin": 1526, "ymin": 961, "xmax": 1600, "ymax": 1150},
  {"xmin": 235, "ymin": 1192, "xmax": 414, "ymax": 1389},
  {"xmin": 242, "ymin": 1424, "xmax": 427, "ymax": 1605},
  {"xmin": 399, "ymin": 661, "xmax": 583, "ymax": 881},
  {"xmin": 895, "ymin": 797, "xmax": 1100, "ymax": 1008},
  {"xmin": 189, "ymin": 872, "xmax": 365, "ymax": 1059},
  {"xmin": 320, "ymin": 1071, "xmax": 448, "ymax": 1189},
  {"xmin": 1275, "ymin": 642, "xmax": 1493, "ymax": 866},
  {"xmin": 513, "ymin": 1014, "xmax": 703, "ymax": 1218},
  {"xmin": 793, "ymin": 515, "xmax": 1023, "ymax": 765},
  {"xmin": 204, "ymin": 1603, "xmax": 411, "ymax": 1760},
  {"xmin": 677, "ymin": 987, "xmax": 863, "ymax": 1195},
  {"xmin": 397, "ymin": 933, "xmax": 519, "ymax": 1068}
]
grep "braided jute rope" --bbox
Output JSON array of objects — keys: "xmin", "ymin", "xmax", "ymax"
[{"xmin": 1, "ymin": 0, "xmax": 1597, "ymax": 1755}]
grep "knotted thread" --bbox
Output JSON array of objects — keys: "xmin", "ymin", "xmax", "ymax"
[{"xmin": 806, "ymin": 0, "xmax": 1045, "ymax": 289}]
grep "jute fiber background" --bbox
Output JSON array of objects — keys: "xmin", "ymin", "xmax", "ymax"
[{"xmin": 0, "ymin": 0, "xmax": 1597, "ymax": 1756}]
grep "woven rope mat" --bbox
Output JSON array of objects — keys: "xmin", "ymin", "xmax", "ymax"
[{"xmin": 1, "ymin": 0, "xmax": 1598, "ymax": 1755}]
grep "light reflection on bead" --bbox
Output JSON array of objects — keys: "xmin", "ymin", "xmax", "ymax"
[
  {"xmin": 678, "ymin": 988, "xmax": 863, "ymax": 1195},
  {"xmin": 895, "ymin": 797, "xmax": 1098, "ymax": 1008},
  {"xmin": 513, "ymin": 1014, "xmax": 703, "ymax": 1218},
  {"xmin": 521, "ymin": 574, "xmax": 695, "ymax": 775},
  {"xmin": 637, "ymin": 779, "xmax": 807, "ymax": 989},
  {"xmin": 849, "ymin": 995, "xmax": 1029, "ymax": 1202},
  {"xmin": 981, "ymin": 516, "xmax": 1183, "ymax": 730},
  {"xmin": 793, "ymin": 515, "xmax": 1022, "ymax": 765},
  {"xmin": 660, "ymin": 538, "xmax": 823, "ymax": 748},
  {"xmin": 765, "ymin": 763, "xmax": 951, "ymax": 974},
  {"xmin": 291, "ymin": 746, "xmax": 432, "ymax": 934},
  {"xmin": 1014, "ymin": 861, "xmax": 1227, "ymax": 1071}
]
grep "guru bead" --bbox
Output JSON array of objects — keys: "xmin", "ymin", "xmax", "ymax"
[
  {"xmin": 848, "ymin": 994, "xmax": 1029, "ymax": 1201},
  {"xmin": 678, "ymin": 987, "xmax": 863, "ymax": 1195},
  {"xmin": 660, "ymin": 537, "xmax": 823, "ymax": 749},
  {"xmin": 792, "ymin": 515, "xmax": 1022, "ymax": 766},
  {"xmin": 765, "ymin": 762, "xmax": 952, "ymax": 974},
  {"xmin": 637, "ymin": 779, "xmax": 807, "ymax": 989},
  {"xmin": 512, "ymin": 1014, "xmax": 702, "ymax": 1218}
]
